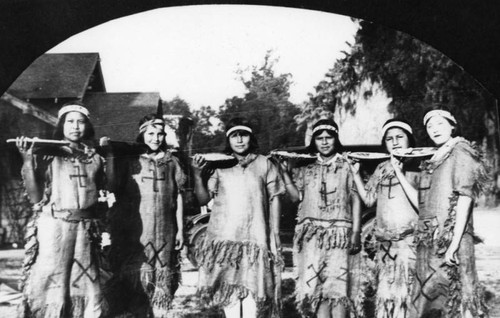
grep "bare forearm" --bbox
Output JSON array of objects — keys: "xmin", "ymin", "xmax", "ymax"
[
  {"xmin": 351, "ymin": 193, "xmax": 361, "ymax": 233},
  {"xmin": 105, "ymin": 153, "xmax": 118, "ymax": 193},
  {"xmin": 176, "ymin": 194, "xmax": 184, "ymax": 234},
  {"xmin": 192, "ymin": 172, "xmax": 211, "ymax": 205},
  {"xmin": 352, "ymin": 172, "xmax": 375, "ymax": 207},
  {"xmin": 21, "ymin": 161, "xmax": 42, "ymax": 203},
  {"xmin": 394, "ymin": 169, "xmax": 418, "ymax": 209},
  {"xmin": 270, "ymin": 197, "xmax": 281, "ymax": 234},
  {"xmin": 282, "ymin": 170, "xmax": 300, "ymax": 203},
  {"xmin": 449, "ymin": 195, "xmax": 472, "ymax": 250}
]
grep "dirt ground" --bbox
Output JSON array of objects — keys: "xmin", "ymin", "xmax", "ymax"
[{"xmin": 1, "ymin": 207, "xmax": 499, "ymax": 317}]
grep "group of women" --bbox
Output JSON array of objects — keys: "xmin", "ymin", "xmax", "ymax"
[{"xmin": 14, "ymin": 100, "xmax": 489, "ymax": 318}]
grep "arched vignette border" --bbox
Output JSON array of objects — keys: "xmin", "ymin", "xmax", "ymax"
[{"xmin": 0, "ymin": 0, "xmax": 499, "ymax": 100}]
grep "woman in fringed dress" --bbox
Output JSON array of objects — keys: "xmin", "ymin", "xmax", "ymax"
[
  {"xmin": 191, "ymin": 117, "xmax": 285, "ymax": 318},
  {"xmin": 107, "ymin": 114, "xmax": 185, "ymax": 317},
  {"xmin": 16, "ymin": 102, "xmax": 109, "ymax": 317},
  {"xmin": 280, "ymin": 119, "xmax": 362, "ymax": 318},
  {"xmin": 398, "ymin": 109, "xmax": 489, "ymax": 318},
  {"xmin": 348, "ymin": 119, "xmax": 419, "ymax": 318}
]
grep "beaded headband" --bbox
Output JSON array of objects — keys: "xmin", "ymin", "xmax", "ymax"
[
  {"xmin": 139, "ymin": 119, "xmax": 165, "ymax": 133},
  {"xmin": 312, "ymin": 124, "xmax": 338, "ymax": 134},
  {"xmin": 381, "ymin": 121, "xmax": 413, "ymax": 138},
  {"xmin": 226, "ymin": 125, "xmax": 253, "ymax": 137},
  {"xmin": 423, "ymin": 110, "xmax": 457, "ymax": 125},
  {"xmin": 58, "ymin": 105, "xmax": 90, "ymax": 119}
]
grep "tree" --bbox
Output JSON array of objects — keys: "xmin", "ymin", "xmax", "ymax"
[
  {"xmin": 298, "ymin": 20, "xmax": 498, "ymax": 203},
  {"xmin": 219, "ymin": 51, "xmax": 304, "ymax": 153},
  {"xmin": 191, "ymin": 105, "xmax": 225, "ymax": 153},
  {"xmin": 162, "ymin": 96, "xmax": 192, "ymax": 117}
]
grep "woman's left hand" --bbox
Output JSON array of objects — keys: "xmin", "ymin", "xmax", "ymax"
[
  {"xmin": 175, "ymin": 231, "xmax": 184, "ymax": 250},
  {"xmin": 443, "ymin": 245, "xmax": 459, "ymax": 266},
  {"xmin": 390, "ymin": 155, "xmax": 404, "ymax": 173},
  {"xmin": 349, "ymin": 231, "xmax": 361, "ymax": 255}
]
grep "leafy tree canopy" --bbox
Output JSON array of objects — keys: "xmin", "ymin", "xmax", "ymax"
[{"xmin": 297, "ymin": 20, "xmax": 494, "ymax": 146}]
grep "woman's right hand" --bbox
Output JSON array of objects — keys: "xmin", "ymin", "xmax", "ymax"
[
  {"xmin": 16, "ymin": 136, "xmax": 36, "ymax": 162},
  {"xmin": 390, "ymin": 155, "xmax": 404, "ymax": 174},
  {"xmin": 191, "ymin": 154, "xmax": 207, "ymax": 174},
  {"xmin": 345, "ymin": 155, "xmax": 361, "ymax": 175}
]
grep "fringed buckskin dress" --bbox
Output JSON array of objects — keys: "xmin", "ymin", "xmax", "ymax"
[
  {"xmin": 364, "ymin": 160, "xmax": 419, "ymax": 318},
  {"xmin": 195, "ymin": 153, "xmax": 285, "ymax": 317},
  {"xmin": 20, "ymin": 147, "xmax": 108, "ymax": 318},
  {"xmin": 110, "ymin": 151, "xmax": 185, "ymax": 317},
  {"xmin": 293, "ymin": 154, "xmax": 363, "ymax": 317},
  {"xmin": 411, "ymin": 137, "xmax": 489, "ymax": 318}
]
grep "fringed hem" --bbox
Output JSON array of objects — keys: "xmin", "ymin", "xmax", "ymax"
[
  {"xmin": 460, "ymin": 140, "xmax": 493, "ymax": 199},
  {"xmin": 120, "ymin": 263, "xmax": 180, "ymax": 310},
  {"xmin": 373, "ymin": 226, "xmax": 415, "ymax": 242},
  {"xmin": 198, "ymin": 282, "xmax": 275, "ymax": 318},
  {"xmin": 295, "ymin": 295, "xmax": 357, "ymax": 318},
  {"xmin": 460, "ymin": 285, "xmax": 489, "ymax": 318},
  {"xmin": 375, "ymin": 297, "xmax": 410, "ymax": 318},
  {"xmin": 149, "ymin": 267, "xmax": 180, "ymax": 310},
  {"xmin": 435, "ymin": 194, "xmax": 459, "ymax": 256},
  {"xmin": 294, "ymin": 222, "xmax": 352, "ymax": 252},
  {"xmin": 20, "ymin": 296, "xmax": 102, "ymax": 318},
  {"xmin": 195, "ymin": 238, "xmax": 275, "ymax": 272}
]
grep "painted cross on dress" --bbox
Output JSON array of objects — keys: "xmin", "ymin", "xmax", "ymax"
[
  {"xmin": 380, "ymin": 241, "xmax": 398, "ymax": 263},
  {"xmin": 380, "ymin": 177, "xmax": 398, "ymax": 199},
  {"xmin": 306, "ymin": 261, "xmax": 327, "ymax": 287},
  {"xmin": 144, "ymin": 241, "xmax": 168, "ymax": 267},
  {"xmin": 418, "ymin": 177, "xmax": 432, "ymax": 204},
  {"xmin": 142, "ymin": 167, "xmax": 165, "ymax": 192},
  {"xmin": 69, "ymin": 165, "xmax": 87, "ymax": 188},
  {"xmin": 320, "ymin": 181, "xmax": 336, "ymax": 207},
  {"xmin": 72, "ymin": 259, "xmax": 96, "ymax": 287}
]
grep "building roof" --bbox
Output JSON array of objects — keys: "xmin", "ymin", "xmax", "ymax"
[
  {"xmin": 8, "ymin": 53, "xmax": 105, "ymax": 100},
  {"xmin": 83, "ymin": 92, "xmax": 160, "ymax": 142}
]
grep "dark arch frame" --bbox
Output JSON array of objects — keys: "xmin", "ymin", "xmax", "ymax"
[{"xmin": 1, "ymin": 0, "xmax": 499, "ymax": 100}]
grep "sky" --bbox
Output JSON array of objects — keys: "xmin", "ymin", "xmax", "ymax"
[{"xmin": 49, "ymin": 5, "xmax": 359, "ymax": 110}]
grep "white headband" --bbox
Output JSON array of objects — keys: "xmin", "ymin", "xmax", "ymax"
[
  {"xmin": 226, "ymin": 125, "xmax": 253, "ymax": 137},
  {"xmin": 381, "ymin": 121, "xmax": 413, "ymax": 138},
  {"xmin": 139, "ymin": 119, "xmax": 165, "ymax": 133},
  {"xmin": 423, "ymin": 110, "xmax": 457, "ymax": 125},
  {"xmin": 58, "ymin": 105, "xmax": 90, "ymax": 119},
  {"xmin": 312, "ymin": 124, "xmax": 338, "ymax": 134}
]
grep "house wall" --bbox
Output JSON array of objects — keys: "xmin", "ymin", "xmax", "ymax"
[{"xmin": 0, "ymin": 101, "xmax": 54, "ymax": 244}]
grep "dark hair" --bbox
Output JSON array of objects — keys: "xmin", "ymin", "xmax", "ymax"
[
  {"xmin": 135, "ymin": 114, "xmax": 167, "ymax": 151},
  {"xmin": 307, "ymin": 118, "xmax": 343, "ymax": 153},
  {"xmin": 223, "ymin": 117, "xmax": 259, "ymax": 154},
  {"xmin": 423, "ymin": 107, "xmax": 461, "ymax": 137},
  {"xmin": 380, "ymin": 118, "xmax": 416, "ymax": 153},
  {"xmin": 53, "ymin": 101, "xmax": 95, "ymax": 140}
]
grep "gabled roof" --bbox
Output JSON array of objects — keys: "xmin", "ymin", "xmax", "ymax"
[
  {"xmin": 8, "ymin": 53, "xmax": 105, "ymax": 99},
  {"xmin": 83, "ymin": 92, "xmax": 160, "ymax": 142}
]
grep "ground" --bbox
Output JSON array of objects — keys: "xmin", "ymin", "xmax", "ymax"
[{"xmin": 1, "ymin": 208, "xmax": 499, "ymax": 317}]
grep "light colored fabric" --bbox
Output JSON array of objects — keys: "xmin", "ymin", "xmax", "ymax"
[
  {"xmin": 196, "ymin": 153, "xmax": 285, "ymax": 317},
  {"xmin": 21, "ymin": 150, "xmax": 108, "ymax": 318},
  {"xmin": 374, "ymin": 236, "xmax": 416, "ymax": 318},
  {"xmin": 365, "ymin": 161, "xmax": 419, "ymax": 233},
  {"xmin": 365, "ymin": 160, "xmax": 419, "ymax": 318},
  {"xmin": 292, "ymin": 155, "xmax": 362, "ymax": 317},
  {"xmin": 411, "ymin": 138, "xmax": 489, "ymax": 318},
  {"xmin": 110, "ymin": 151, "xmax": 185, "ymax": 315}
]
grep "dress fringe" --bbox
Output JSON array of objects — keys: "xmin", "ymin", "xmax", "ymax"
[
  {"xmin": 294, "ymin": 222, "xmax": 351, "ymax": 252},
  {"xmin": 375, "ymin": 296, "xmax": 410, "ymax": 318},
  {"xmin": 195, "ymin": 238, "xmax": 274, "ymax": 272},
  {"xmin": 198, "ymin": 282, "xmax": 275, "ymax": 318},
  {"xmin": 295, "ymin": 295, "xmax": 357, "ymax": 318}
]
